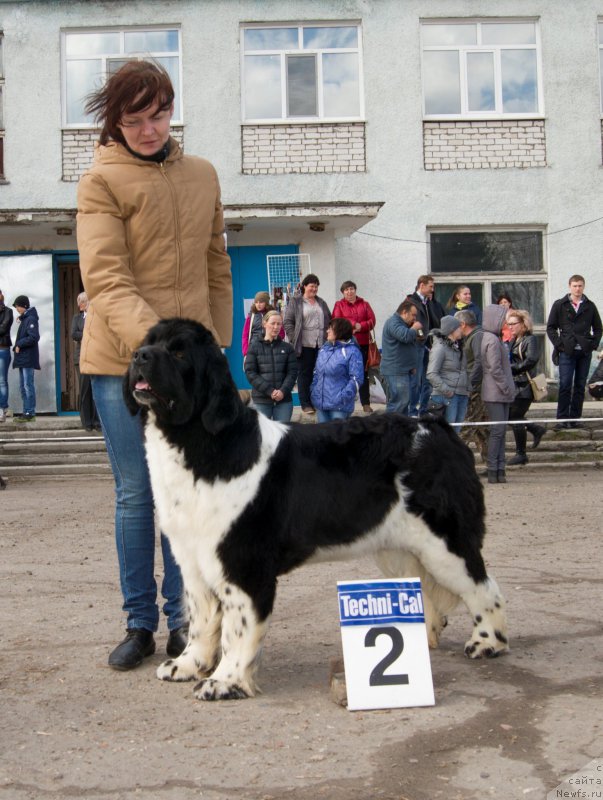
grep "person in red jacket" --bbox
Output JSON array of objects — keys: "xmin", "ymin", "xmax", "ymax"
[{"xmin": 332, "ymin": 281, "xmax": 376, "ymax": 412}]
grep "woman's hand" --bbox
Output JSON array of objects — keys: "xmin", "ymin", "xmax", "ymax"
[{"xmin": 271, "ymin": 389, "xmax": 284, "ymax": 402}]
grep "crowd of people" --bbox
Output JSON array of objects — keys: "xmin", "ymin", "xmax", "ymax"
[{"xmin": 1, "ymin": 59, "xmax": 602, "ymax": 671}]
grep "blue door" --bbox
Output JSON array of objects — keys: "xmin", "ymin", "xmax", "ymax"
[{"xmin": 225, "ymin": 244, "xmax": 298, "ymax": 388}]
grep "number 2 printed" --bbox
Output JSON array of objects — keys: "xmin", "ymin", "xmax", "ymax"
[{"xmin": 365, "ymin": 626, "xmax": 409, "ymax": 686}]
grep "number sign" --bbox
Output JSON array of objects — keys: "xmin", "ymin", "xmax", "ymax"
[{"xmin": 337, "ymin": 578, "xmax": 435, "ymax": 711}]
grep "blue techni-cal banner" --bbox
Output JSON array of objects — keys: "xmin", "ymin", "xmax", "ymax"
[{"xmin": 337, "ymin": 579, "xmax": 425, "ymax": 626}]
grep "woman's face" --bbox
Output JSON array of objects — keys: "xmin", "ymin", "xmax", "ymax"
[
  {"xmin": 458, "ymin": 287, "xmax": 472, "ymax": 304},
  {"xmin": 118, "ymin": 98, "xmax": 174, "ymax": 156},
  {"xmin": 327, "ymin": 326, "xmax": 337, "ymax": 342},
  {"xmin": 449, "ymin": 327, "xmax": 463, "ymax": 342},
  {"xmin": 263, "ymin": 315, "xmax": 282, "ymax": 340},
  {"xmin": 255, "ymin": 300, "xmax": 267, "ymax": 312},
  {"xmin": 498, "ymin": 297, "xmax": 511, "ymax": 308},
  {"xmin": 507, "ymin": 315, "xmax": 524, "ymax": 336},
  {"xmin": 342, "ymin": 285, "xmax": 357, "ymax": 303},
  {"xmin": 304, "ymin": 283, "xmax": 318, "ymax": 298}
]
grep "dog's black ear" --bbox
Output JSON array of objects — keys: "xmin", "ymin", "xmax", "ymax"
[
  {"xmin": 200, "ymin": 348, "xmax": 242, "ymax": 435},
  {"xmin": 123, "ymin": 368, "xmax": 141, "ymax": 416}
]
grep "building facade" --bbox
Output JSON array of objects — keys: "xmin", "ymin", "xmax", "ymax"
[{"xmin": 1, "ymin": 0, "xmax": 602, "ymax": 409}]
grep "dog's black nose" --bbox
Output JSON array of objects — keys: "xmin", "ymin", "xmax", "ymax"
[{"xmin": 133, "ymin": 346, "xmax": 153, "ymax": 365}]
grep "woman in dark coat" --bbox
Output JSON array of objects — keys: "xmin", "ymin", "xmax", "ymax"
[
  {"xmin": 507, "ymin": 309, "xmax": 547, "ymax": 464},
  {"xmin": 245, "ymin": 310, "xmax": 298, "ymax": 422}
]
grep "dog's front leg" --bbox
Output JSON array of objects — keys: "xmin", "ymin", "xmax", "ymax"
[
  {"xmin": 194, "ymin": 584, "xmax": 269, "ymax": 701},
  {"xmin": 157, "ymin": 573, "xmax": 222, "ymax": 683}
]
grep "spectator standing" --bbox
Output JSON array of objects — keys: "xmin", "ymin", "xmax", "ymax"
[
  {"xmin": 407, "ymin": 274, "xmax": 446, "ymax": 416},
  {"xmin": 12, "ymin": 295, "xmax": 40, "ymax": 423},
  {"xmin": 283, "ymin": 273, "xmax": 331, "ymax": 414},
  {"xmin": 244, "ymin": 310, "xmax": 297, "ymax": 422},
  {"xmin": 496, "ymin": 293, "xmax": 514, "ymax": 345},
  {"xmin": 456, "ymin": 310, "xmax": 489, "ymax": 462},
  {"xmin": 310, "ymin": 317, "xmax": 364, "ymax": 422},
  {"xmin": 546, "ymin": 275, "xmax": 602, "ymax": 429},
  {"xmin": 507, "ymin": 310, "xmax": 547, "ymax": 465},
  {"xmin": 71, "ymin": 292, "xmax": 100, "ymax": 431},
  {"xmin": 332, "ymin": 280, "xmax": 376, "ymax": 413},
  {"xmin": 380, "ymin": 300, "xmax": 423, "ymax": 414},
  {"xmin": 426, "ymin": 316, "xmax": 469, "ymax": 425},
  {"xmin": 242, "ymin": 291, "xmax": 277, "ymax": 356},
  {"xmin": 481, "ymin": 304, "xmax": 515, "ymax": 484},
  {"xmin": 76, "ymin": 61, "xmax": 232, "ymax": 671},
  {"xmin": 446, "ymin": 285, "xmax": 483, "ymax": 326},
  {"xmin": 0, "ymin": 288, "xmax": 13, "ymax": 423}
]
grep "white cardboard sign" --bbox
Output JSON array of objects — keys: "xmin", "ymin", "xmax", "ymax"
[{"xmin": 337, "ymin": 578, "xmax": 435, "ymax": 711}]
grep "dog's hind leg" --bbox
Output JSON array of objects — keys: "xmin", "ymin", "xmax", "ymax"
[
  {"xmin": 193, "ymin": 583, "xmax": 270, "ymax": 701},
  {"xmin": 157, "ymin": 572, "xmax": 222, "ymax": 683},
  {"xmin": 375, "ymin": 550, "xmax": 459, "ymax": 649},
  {"xmin": 403, "ymin": 536, "xmax": 508, "ymax": 658}
]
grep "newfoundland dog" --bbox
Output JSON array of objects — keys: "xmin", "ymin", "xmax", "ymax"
[{"xmin": 125, "ymin": 318, "xmax": 508, "ymax": 701}]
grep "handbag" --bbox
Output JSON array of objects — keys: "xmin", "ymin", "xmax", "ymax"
[
  {"xmin": 367, "ymin": 329, "xmax": 381, "ymax": 370},
  {"xmin": 426, "ymin": 399, "xmax": 447, "ymax": 417},
  {"xmin": 527, "ymin": 372, "xmax": 548, "ymax": 402}
]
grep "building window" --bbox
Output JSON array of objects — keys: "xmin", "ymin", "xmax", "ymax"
[
  {"xmin": 61, "ymin": 27, "xmax": 182, "ymax": 126},
  {"xmin": 429, "ymin": 229, "xmax": 547, "ymax": 325},
  {"xmin": 421, "ymin": 20, "xmax": 542, "ymax": 118},
  {"xmin": 241, "ymin": 23, "xmax": 363, "ymax": 122}
]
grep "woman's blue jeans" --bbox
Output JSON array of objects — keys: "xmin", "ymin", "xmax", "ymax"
[
  {"xmin": 0, "ymin": 349, "xmax": 10, "ymax": 409},
  {"xmin": 254, "ymin": 401, "xmax": 293, "ymax": 422},
  {"xmin": 91, "ymin": 375, "xmax": 184, "ymax": 633},
  {"xmin": 430, "ymin": 393, "xmax": 469, "ymax": 426},
  {"xmin": 316, "ymin": 409, "xmax": 351, "ymax": 423},
  {"xmin": 18, "ymin": 367, "xmax": 36, "ymax": 416}
]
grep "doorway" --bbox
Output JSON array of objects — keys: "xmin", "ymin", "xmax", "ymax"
[{"xmin": 55, "ymin": 255, "xmax": 82, "ymax": 412}]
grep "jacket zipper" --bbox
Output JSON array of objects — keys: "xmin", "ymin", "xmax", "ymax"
[{"xmin": 159, "ymin": 161, "xmax": 183, "ymax": 314}]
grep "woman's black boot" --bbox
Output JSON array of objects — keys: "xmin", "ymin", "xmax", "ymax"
[
  {"xmin": 487, "ymin": 470, "xmax": 498, "ymax": 484},
  {"xmin": 497, "ymin": 470, "xmax": 507, "ymax": 483},
  {"xmin": 508, "ymin": 452, "xmax": 528, "ymax": 465}
]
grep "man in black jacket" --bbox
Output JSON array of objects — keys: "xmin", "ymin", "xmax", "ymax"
[
  {"xmin": 407, "ymin": 274, "xmax": 446, "ymax": 415},
  {"xmin": 0, "ymin": 288, "xmax": 13, "ymax": 423},
  {"xmin": 546, "ymin": 274, "xmax": 602, "ymax": 428}
]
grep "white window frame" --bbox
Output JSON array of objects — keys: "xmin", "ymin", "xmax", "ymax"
[
  {"xmin": 421, "ymin": 18, "xmax": 544, "ymax": 120},
  {"xmin": 240, "ymin": 21, "xmax": 365, "ymax": 124},
  {"xmin": 61, "ymin": 26, "xmax": 183, "ymax": 128}
]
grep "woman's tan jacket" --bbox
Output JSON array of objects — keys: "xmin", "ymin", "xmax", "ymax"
[{"xmin": 76, "ymin": 138, "xmax": 232, "ymax": 375}]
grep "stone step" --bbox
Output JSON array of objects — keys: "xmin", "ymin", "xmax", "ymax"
[
  {"xmin": 1, "ymin": 451, "xmax": 109, "ymax": 466},
  {"xmin": 1, "ymin": 463, "xmax": 112, "ymax": 478}
]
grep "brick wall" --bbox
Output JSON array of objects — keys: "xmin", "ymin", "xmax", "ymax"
[
  {"xmin": 423, "ymin": 120, "xmax": 546, "ymax": 170},
  {"xmin": 61, "ymin": 127, "xmax": 185, "ymax": 181},
  {"xmin": 242, "ymin": 123, "xmax": 366, "ymax": 174}
]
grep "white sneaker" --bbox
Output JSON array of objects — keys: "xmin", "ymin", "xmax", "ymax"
[{"xmin": 0, "ymin": 408, "xmax": 5, "ymax": 422}]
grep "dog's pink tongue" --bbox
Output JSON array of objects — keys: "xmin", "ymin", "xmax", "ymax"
[{"xmin": 135, "ymin": 380, "xmax": 151, "ymax": 391}]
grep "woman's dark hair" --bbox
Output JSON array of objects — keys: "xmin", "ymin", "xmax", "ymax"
[
  {"xmin": 301, "ymin": 273, "xmax": 320, "ymax": 291},
  {"xmin": 496, "ymin": 292, "xmax": 513, "ymax": 307},
  {"xmin": 340, "ymin": 280, "xmax": 357, "ymax": 293},
  {"xmin": 330, "ymin": 317, "xmax": 353, "ymax": 340},
  {"xmin": 84, "ymin": 60, "xmax": 175, "ymax": 146},
  {"xmin": 446, "ymin": 285, "xmax": 470, "ymax": 309}
]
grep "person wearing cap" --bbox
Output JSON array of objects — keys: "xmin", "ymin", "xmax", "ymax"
[
  {"xmin": 0, "ymin": 288, "xmax": 14, "ymax": 423},
  {"xmin": 12, "ymin": 295, "xmax": 40, "ymax": 423},
  {"xmin": 241, "ymin": 291, "xmax": 277, "ymax": 356},
  {"xmin": 426, "ymin": 315, "xmax": 470, "ymax": 425},
  {"xmin": 283, "ymin": 274, "xmax": 331, "ymax": 414}
]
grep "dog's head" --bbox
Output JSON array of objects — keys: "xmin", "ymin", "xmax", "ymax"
[{"xmin": 124, "ymin": 318, "xmax": 241, "ymax": 433}]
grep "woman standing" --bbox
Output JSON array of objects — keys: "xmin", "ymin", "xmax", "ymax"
[
  {"xmin": 283, "ymin": 274, "xmax": 331, "ymax": 414},
  {"xmin": 481, "ymin": 305, "xmax": 516, "ymax": 484},
  {"xmin": 496, "ymin": 293, "xmax": 514, "ymax": 345},
  {"xmin": 244, "ymin": 310, "xmax": 297, "ymax": 422},
  {"xmin": 310, "ymin": 317, "xmax": 364, "ymax": 422},
  {"xmin": 332, "ymin": 281, "xmax": 376, "ymax": 413},
  {"xmin": 242, "ymin": 291, "xmax": 275, "ymax": 356},
  {"xmin": 507, "ymin": 310, "xmax": 547, "ymax": 464},
  {"xmin": 76, "ymin": 61, "xmax": 232, "ymax": 670},
  {"xmin": 426, "ymin": 316, "xmax": 469, "ymax": 425},
  {"xmin": 446, "ymin": 285, "xmax": 483, "ymax": 326}
]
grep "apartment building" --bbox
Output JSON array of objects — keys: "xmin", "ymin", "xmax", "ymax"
[{"xmin": 1, "ymin": 0, "xmax": 602, "ymax": 409}]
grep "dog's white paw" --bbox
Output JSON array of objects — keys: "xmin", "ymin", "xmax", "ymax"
[
  {"xmin": 464, "ymin": 629, "xmax": 509, "ymax": 659},
  {"xmin": 157, "ymin": 656, "xmax": 204, "ymax": 682},
  {"xmin": 193, "ymin": 677, "xmax": 251, "ymax": 701}
]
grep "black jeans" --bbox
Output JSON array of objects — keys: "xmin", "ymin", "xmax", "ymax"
[
  {"xmin": 297, "ymin": 346, "xmax": 319, "ymax": 408},
  {"xmin": 358, "ymin": 343, "xmax": 370, "ymax": 406}
]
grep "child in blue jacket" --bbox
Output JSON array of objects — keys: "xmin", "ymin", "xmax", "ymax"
[{"xmin": 310, "ymin": 317, "xmax": 364, "ymax": 422}]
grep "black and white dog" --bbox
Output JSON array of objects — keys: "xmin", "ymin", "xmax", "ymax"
[{"xmin": 125, "ymin": 318, "xmax": 508, "ymax": 701}]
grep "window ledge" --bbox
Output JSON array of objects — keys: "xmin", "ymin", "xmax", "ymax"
[
  {"xmin": 242, "ymin": 119, "xmax": 365, "ymax": 127},
  {"xmin": 424, "ymin": 115, "xmax": 545, "ymax": 122}
]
